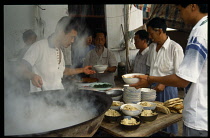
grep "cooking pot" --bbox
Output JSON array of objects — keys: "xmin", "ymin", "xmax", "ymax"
[{"xmin": 4, "ymin": 89, "xmax": 112, "ymax": 137}]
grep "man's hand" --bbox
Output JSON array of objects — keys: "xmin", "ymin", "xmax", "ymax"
[
  {"xmin": 31, "ymin": 74, "xmax": 43, "ymax": 88},
  {"xmin": 129, "ymin": 75, "xmax": 150, "ymax": 89},
  {"xmin": 83, "ymin": 66, "xmax": 96, "ymax": 75},
  {"xmin": 104, "ymin": 66, "xmax": 117, "ymax": 73},
  {"xmin": 153, "ymin": 84, "xmax": 165, "ymax": 92}
]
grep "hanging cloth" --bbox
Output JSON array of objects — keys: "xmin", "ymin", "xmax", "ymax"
[
  {"xmin": 34, "ymin": 5, "xmax": 46, "ymax": 39},
  {"xmin": 134, "ymin": 4, "xmax": 193, "ymax": 33},
  {"xmin": 134, "ymin": 4, "xmax": 151, "ymax": 12}
]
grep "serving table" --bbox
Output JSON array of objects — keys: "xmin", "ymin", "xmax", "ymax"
[
  {"xmin": 99, "ymin": 113, "xmax": 182, "ymax": 137},
  {"xmin": 74, "ymin": 78, "xmax": 183, "ymax": 137}
]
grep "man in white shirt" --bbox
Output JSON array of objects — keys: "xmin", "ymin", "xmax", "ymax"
[
  {"xmin": 20, "ymin": 16, "xmax": 95, "ymax": 93},
  {"xmin": 15, "ymin": 29, "xmax": 37, "ymax": 62},
  {"xmin": 83, "ymin": 29, "xmax": 117, "ymax": 86},
  {"xmin": 131, "ymin": 30, "xmax": 150, "ymax": 74},
  {"xmin": 143, "ymin": 17, "xmax": 184, "ymax": 135},
  {"xmin": 130, "ymin": 4, "xmax": 208, "ymax": 136}
]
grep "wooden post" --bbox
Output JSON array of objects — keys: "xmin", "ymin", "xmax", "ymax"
[{"xmin": 124, "ymin": 4, "xmax": 131, "ymax": 73}]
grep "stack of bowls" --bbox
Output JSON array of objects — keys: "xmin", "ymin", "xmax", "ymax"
[
  {"xmin": 123, "ymin": 84, "xmax": 141, "ymax": 104},
  {"xmin": 141, "ymin": 88, "xmax": 156, "ymax": 101}
]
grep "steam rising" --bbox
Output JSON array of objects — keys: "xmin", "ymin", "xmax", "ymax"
[
  {"xmin": 4, "ymin": 12, "xmax": 100, "ymax": 136},
  {"xmin": 4, "ymin": 78, "xmax": 99, "ymax": 136},
  {"xmin": 4, "ymin": 32, "xmax": 101, "ymax": 136},
  {"xmin": 4, "ymin": 28, "xmax": 97, "ymax": 137},
  {"xmin": 4, "ymin": 76, "xmax": 101, "ymax": 135}
]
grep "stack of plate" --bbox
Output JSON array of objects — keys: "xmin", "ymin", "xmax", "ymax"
[
  {"xmin": 141, "ymin": 88, "xmax": 156, "ymax": 101},
  {"xmin": 123, "ymin": 84, "xmax": 141, "ymax": 104}
]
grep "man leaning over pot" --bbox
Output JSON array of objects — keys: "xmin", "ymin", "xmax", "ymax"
[{"xmin": 19, "ymin": 16, "xmax": 96, "ymax": 93}]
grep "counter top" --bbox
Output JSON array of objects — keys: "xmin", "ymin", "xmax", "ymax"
[{"xmin": 100, "ymin": 113, "xmax": 182, "ymax": 137}]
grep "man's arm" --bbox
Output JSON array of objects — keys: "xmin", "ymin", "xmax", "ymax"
[
  {"xmin": 130, "ymin": 74, "xmax": 190, "ymax": 89},
  {"xmin": 150, "ymin": 74, "xmax": 190, "ymax": 87},
  {"xmin": 104, "ymin": 66, "xmax": 117, "ymax": 73},
  {"xmin": 63, "ymin": 65, "xmax": 96, "ymax": 76},
  {"xmin": 18, "ymin": 60, "xmax": 43, "ymax": 88},
  {"xmin": 63, "ymin": 68, "xmax": 83, "ymax": 75}
]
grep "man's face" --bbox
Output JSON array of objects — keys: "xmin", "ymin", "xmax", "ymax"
[
  {"xmin": 147, "ymin": 26, "xmax": 160, "ymax": 43},
  {"xmin": 134, "ymin": 35, "xmax": 145, "ymax": 49},
  {"xmin": 61, "ymin": 29, "xmax": 78, "ymax": 48},
  {"xmin": 177, "ymin": 5, "xmax": 192, "ymax": 25},
  {"xmin": 86, "ymin": 35, "xmax": 93, "ymax": 46},
  {"xmin": 94, "ymin": 33, "xmax": 106, "ymax": 47},
  {"xmin": 26, "ymin": 35, "xmax": 37, "ymax": 45}
]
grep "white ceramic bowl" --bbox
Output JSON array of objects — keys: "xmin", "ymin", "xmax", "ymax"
[
  {"xmin": 106, "ymin": 89, "xmax": 123, "ymax": 96},
  {"xmin": 122, "ymin": 73, "xmax": 144, "ymax": 84},
  {"xmin": 123, "ymin": 84, "xmax": 141, "ymax": 103},
  {"xmin": 120, "ymin": 103, "xmax": 143, "ymax": 116},
  {"xmin": 141, "ymin": 88, "xmax": 156, "ymax": 101},
  {"xmin": 110, "ymin": 101, "xmax": 124, "ymax": 110},
  {"xmin": 112, "ymin": 95, "xmax": 122, "ymax": 101},
  {"xmin": 141, "ymin": 88, "xmax": 156, "ymax": 93},
  {"xmin": 93, "ymin": 65, "xmax": 108, "ymax": 73},
  {"xmin": 106, "ymin": 89, "xmax": 123, "ymax": 101},
  {"xmin": 123, "ymin": 91, "xmax": 141, "ymax": 104},
  {"xmin": 137, "ymin": 101, "xmax": 157, "ymax": 110},
  {"xmin": 141, "ymin": 96, "xmax": 156, "ymax": 102}
]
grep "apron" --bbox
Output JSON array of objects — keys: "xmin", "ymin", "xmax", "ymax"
[{"xmin": 152, "ymin": 83, "xmax": 178, "ymax": 135}]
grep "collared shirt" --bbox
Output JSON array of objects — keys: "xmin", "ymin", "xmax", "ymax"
[
  {"xmin": 60, "ymin": 44, "xmax": 72, "ymax": 67},
  {"xmin": 176, "ymin": 16, "xmax": 208, "ymax": 131},
  {"xmin": 72, "ymin": 44, "xmax": 95, "ymax": 68},
  {"xmin": 146, "ymin": 36, "xmax": 184, "ymax": 76},
  {"xmin": 23, "ymin": 39, "xmax": 65, "ymax": 92},
  {"xmin": 133, "ymin": 47, "xmax": 150, "ymax": 74},
  {"xmin": 15, "ymin": 44, "xmax": 31, "ymax": 61},
  {"xmin": 83, "ymin": 47, "xmax": 118, "ymax": 86}
]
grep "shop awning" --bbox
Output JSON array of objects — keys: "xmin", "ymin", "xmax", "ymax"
[
  {"xmin": 134, "ymin": 4, "xmax": 193, "ymax": 32},
  {"xmin": 134, "ymin": 4, "xmax": 151, "ymax": 12}
]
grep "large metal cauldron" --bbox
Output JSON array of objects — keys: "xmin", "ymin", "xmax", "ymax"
[{"xmin": 5, "ymin": 89, "xmax": 112, "ymax": 137}]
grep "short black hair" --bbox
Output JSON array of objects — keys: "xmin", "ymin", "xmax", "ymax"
[
  {"xmin": 22, "ymin": 29, "xmax": 37, "ymax": 42},
  {"xmin": 83, "ymin": 27, "xmax": 93, "ymax": 37},
  {"xmin": 147, "ymin": 17, "xmax": 167, "ymax": 33},
  {"xmin": 93, "ymin": 29, "xmax": 107, "ymax": 38},
  {"xmin": 86, "ymin": 29, "xmax": 93, "ymax": 37},
  {"xmin": 55, "ymin": 16, "xmax": 80, "ymax": 34},
  {"xmin": 175, "ymin": 4, "xmax": 208, "ymax": 13},
  {"xmin": 135, "ymin": 30, "xmax": 149, "ymax": 43}
]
